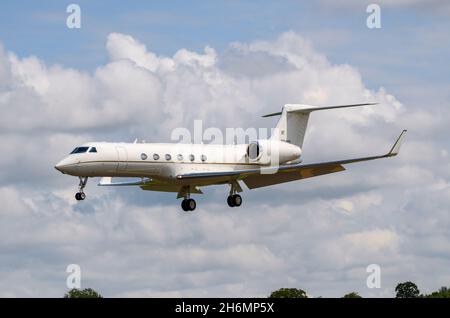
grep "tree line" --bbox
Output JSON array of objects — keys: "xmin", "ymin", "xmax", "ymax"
[
  {"xmin": 63, "ymin": 281, "xmax": 450, "ymax": 298},
  {"xmin": 269, "ymin": 282, "xmax": 450, "ymax": 298}
]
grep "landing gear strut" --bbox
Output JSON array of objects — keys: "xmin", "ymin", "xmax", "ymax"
[
  {"xmin": 227, "ymin": 181, "xmax": 243, "ymax": 208},
  {"xmin": 75, "ymin": 177, "xmax": 88, "ymax": 201},
  {"xmin": 179, "ymin": 185, "xmax": 196, "ymax": 212}
]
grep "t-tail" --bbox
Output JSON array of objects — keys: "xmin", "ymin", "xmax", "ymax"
[{"xmin": 263, "ymin": 103, "xmax": 378, "ymax": 148}]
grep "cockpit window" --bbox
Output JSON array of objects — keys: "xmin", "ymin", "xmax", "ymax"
[
  {"xmin": 89, "ymin": 147, "xmax": 97, "ymax": 153},
  {"xmin": 70, "ymin": 147, "xmax": 89, "ymax": 154}
]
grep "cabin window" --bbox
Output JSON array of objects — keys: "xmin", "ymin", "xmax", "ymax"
[
  {"xmin": 89, "ymin": 147, "xmax": 97, "ymax": 153},
  {"xmin": 153, "ymin": 154, "xmax": 160, "ymax": 160},
  {"xmin": 140, "ymin": 153, "xmax": 148, "ymax": 160},
  {"xmin": 201, "ymin": 154, "xmax": 207, "ymax": 162},
  {"xmin": 177, "ymin": 154, "xmax": 183, "ymax": 161},
  {"xmin": 189, "ymin": 154, "xmax": 195, "ymax": 162},
  {"xmin": 165, "ymin": 154, "xmax": 171, "ymax": 161},
  {"xmin": 70, "ymin": 147, "xmax": 89, "ymax": 154}
]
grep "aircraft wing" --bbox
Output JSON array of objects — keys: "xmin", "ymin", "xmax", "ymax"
[
  {"xmin": 177, "ymin": 130, "xmax": 407, "ymax": 189},
  {"xmin": 97, "ymin": 176, "xmax": 203, "ymax": 194},
  {"xmin": 98, "ymin": 177, "xmax": 152, "ymax": 186}
]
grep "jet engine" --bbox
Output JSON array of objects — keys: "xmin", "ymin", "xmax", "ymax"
[{"xmin": 246, "ymin": 140, "xmax": 301, "ymax": 165}]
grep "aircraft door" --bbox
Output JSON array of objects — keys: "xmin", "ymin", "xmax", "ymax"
[{"xmin": 116, "ymin": 146, "xmax": 128, "ymax": 171}]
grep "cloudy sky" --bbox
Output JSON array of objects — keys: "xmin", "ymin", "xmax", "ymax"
[{"xmin": 0, "ymin": 1, "xmax": 449, "ymax": 297}]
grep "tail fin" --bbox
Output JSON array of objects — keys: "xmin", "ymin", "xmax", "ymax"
[{"xmin": 263, "ymin": 103, "xmax": 377, "ymax": 148}]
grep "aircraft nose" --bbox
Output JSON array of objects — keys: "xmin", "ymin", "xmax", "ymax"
[
  {"xmin": 54, "ymin": 160, "xmax": 65, "ymax": 173},
  {"xmin": 55, "ymin": 157, "xmax": 75, "ymax": 174}
]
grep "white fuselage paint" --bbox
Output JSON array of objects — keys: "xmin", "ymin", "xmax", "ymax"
[{"xmin": 55, "ymin": 140, "xmax": 302, "ymax": 183}]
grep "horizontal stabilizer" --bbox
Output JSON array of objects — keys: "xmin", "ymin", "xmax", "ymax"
[{"xmin": 262, "ymin": 102, "xmax": 377, "ymax": 117}]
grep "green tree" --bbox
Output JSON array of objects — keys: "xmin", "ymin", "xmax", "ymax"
[
  {"xmin": 342, "ymin": 292, "xmax": 362, "ymax": 298},
  {"xmin": 64, "ymin": 288, "xmax": 103, "ymax": 298},
  {"xmin": 269, "ymin": 288, "xmax": 307, "ymax": 298},
  {"xmin": 395, "ymin": 282, "xmax": 420, "ymax": 298},
  {"xmin": 426, "ymin": 286, "xmax": 450, "ymax": 298}
]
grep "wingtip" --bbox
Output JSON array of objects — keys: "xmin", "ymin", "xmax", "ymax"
[{"xmin": 388, "ymin": 130, "xmax": 407, "ymax": 156}]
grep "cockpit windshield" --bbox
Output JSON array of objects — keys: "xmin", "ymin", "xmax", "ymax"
[{"xmin": 70, "ymin": 147, "xmax": 89, "ymax": 154}]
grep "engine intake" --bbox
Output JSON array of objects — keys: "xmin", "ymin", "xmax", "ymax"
[
  {"xmin": 247, "ymin": 141, "xmax": 262, "ymax": 161},
  {"xmin": 245, "ymin": 140, "xmax": 301, "ymax": 164}
]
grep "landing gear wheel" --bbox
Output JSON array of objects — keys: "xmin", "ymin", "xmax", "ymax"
[
  {"xmin": 75, "ymin": 192, "xmax": 85, "ymax": 201},
  {"xmin": 187, "ymin": 199, "xmax": 196, "ymax": 211},
  {"xmin": 181, "ymin": 199, "xmax": 196, "ymax": 211},
  {"xmin": 181, "ymin": 199, "xmax": 189, "ymax": 211},
  {"xmin": 227, "ymin": 194, "xmax": 242, "ymax": 207},
  {"xmin": 227, "ymin": 195, "xmax": 235, "ymax": 207},
  {"xmin": 232, "ymin": 194, "xmax": 242, "ymax": 207}
]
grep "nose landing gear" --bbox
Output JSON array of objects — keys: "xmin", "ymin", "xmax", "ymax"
[
  {"xmin": 75, "ymin": 177, "xmax": 88, "ymax": 201},
  {"xmin": 75, "ymin": 192, "xmax": 86, "ymax": 201}
]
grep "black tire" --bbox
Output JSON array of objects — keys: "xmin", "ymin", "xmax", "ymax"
[
  {"xmin": 233, "ymin": 194, "xmax": 242, "ymax": 207},
  {"xmin": 75, "ymin": 193, "xmax": 81, "ymax": 201},
  {"xmin": 181, "ymin": 199, "xmax": 189, "ymax": 212},
  {"xmin": 80, "ymin": 192, "xmax": 86, "ymax": 200},
  {"xmin": 227, "ymin": 195, "xmax": 235, "ymax": 207},
  {"xmin": 187, "ymin": 199, "xmax": 196, "ymax": 211}
]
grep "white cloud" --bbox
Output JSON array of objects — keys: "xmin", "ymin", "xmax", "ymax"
[
  {"xmin": 344, "ymin": 229, "xmax": 399, "ymax": 253},
  {"xmin": 106, "ymin": 33, "xmax": 175, "ymax": 73}
]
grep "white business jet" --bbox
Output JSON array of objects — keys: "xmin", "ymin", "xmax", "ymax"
[{"xmin": 55, "ymin": 103, "xmax": 406, "ymax": 211}]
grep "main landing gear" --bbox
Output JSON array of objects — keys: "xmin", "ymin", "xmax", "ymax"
[
  {"xmin": 177, "ymin": 182, "xmax": 244, "ymax": 212},
  {"xmin": 181, "ymin": 198, "xmax": 196, "ymax": 212},
  {"xmin": 179, "ymin": 185, "xmax": 197, "ymax": 212},
  {"xmin": 75, "ymin": 177, "xmax": 88, "ymax": 201},
  {"xmin": 227, "ymin": 181, "xmax": 243, "ymax": 208},
  {"xmin": 227, "ymin": 194, "xmax": 242, "ymax": 207}
]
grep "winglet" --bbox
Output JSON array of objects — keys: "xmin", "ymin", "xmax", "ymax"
[{"xmin": 387, "ymin": 130, "xmax": 407, "ymax": 156}]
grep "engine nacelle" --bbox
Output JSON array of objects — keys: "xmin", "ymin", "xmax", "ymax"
[
  {"xmin": 246, "ymin": 139, "xmax": 301, "ymax": 165},
  {"xmin": 246, "ymin": 141, "xmax": 263, "ymax": 161}
]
